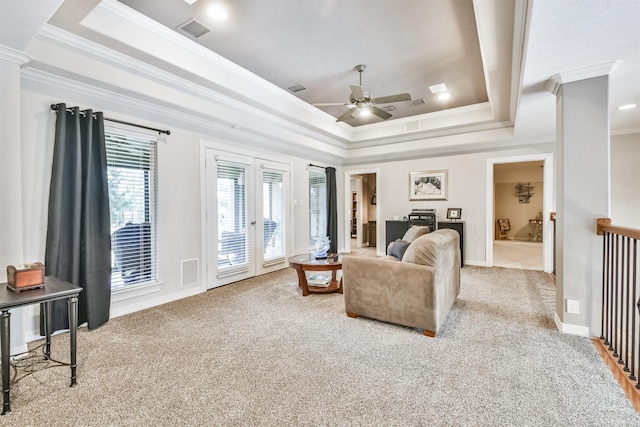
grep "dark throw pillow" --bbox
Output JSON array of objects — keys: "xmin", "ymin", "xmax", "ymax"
[{"xmin": 389, "ymin": 239, "xmax": 410, "ymax": 260}]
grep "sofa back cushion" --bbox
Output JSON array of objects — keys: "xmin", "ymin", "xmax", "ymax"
[
  {"xmin": 402, "ymin": 229, "xmax": 457, "ymax": 267},
  {"xmin": 402, "ymin": 225, "xmax": 430, "ymax": 243}
]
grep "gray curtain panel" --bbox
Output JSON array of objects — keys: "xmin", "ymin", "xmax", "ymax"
[
  {"xmin": 43, "ymin": 103, "xmax": 111, "ymax": 333},
  {"xmin": 326, "ymin": 167, "xmax": 338, "ymax": 254}
]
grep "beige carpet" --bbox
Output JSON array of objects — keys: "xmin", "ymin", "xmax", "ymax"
[
  {"xmin": 493, "ymin": 240, "xmax": 544, "ymax": 270},
  {"xmin": 3, "ymin": 266, "xmax": 638, "ymax": 426}
]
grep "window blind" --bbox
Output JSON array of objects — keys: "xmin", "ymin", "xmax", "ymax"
[
  {"xmin": 262, "ymin": 168, "xmax": 286, "ymax": 264},
  {"xmin": 308, "ymin": 169, "xmax": 327, "ymax": 248},
  {"xmin": 106, "ymin": 129, "xmax": 158, "ymax": 289},
  {"xmin": 217, "ymin": 160, "xmax": 250, "ymax": 273}
]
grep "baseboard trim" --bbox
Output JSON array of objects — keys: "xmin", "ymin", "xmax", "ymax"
[
  {"xmin": 554, "ymin": 312, "xmax": 591, "ymax": 337},
  {"xmin": 110, "ymin": 287, "xmax": 203, "ymax": 319}
]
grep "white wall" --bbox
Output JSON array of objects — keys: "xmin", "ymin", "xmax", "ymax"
[{"xmin": 611, "ymin": 133, "xmax": 640, "ymax": 228}]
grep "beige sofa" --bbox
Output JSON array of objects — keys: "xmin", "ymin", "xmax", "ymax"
[{"xmin": 342, "ymin": 228, "xmax": 461, "ymax": 337}]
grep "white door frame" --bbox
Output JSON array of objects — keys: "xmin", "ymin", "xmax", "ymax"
[
  {"xmin": 343, "ymin": 168, "xmax": 381, "ymax": 254},
  {"xmin": 485, "ymin": 153, "xmax": 554, "ymax": 273},
  {"xmin": 200, "ymin": 140, "xmax": 293, "ymax": 291}
]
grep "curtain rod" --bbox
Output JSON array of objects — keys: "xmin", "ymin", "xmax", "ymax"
[
  {"xmin": 50, "ymin": 104, "xmax": 171, "ymax": 135},
  {"xmin": 308, "ymin": 163, "xmax": 328, "ymax": 169}
]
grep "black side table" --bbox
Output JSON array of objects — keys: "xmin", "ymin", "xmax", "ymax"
[{"xmin": 0, "ymin": 277, "xmax": 82, "ymax": 414}]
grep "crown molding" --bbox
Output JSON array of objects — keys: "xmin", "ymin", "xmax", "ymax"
[
  {"xmin": 85, "ymin": 0, "xmax": 353, "ymax": 141},
  {"xmin": 509, "ymin": 0, "xmax": 530, "ymax": 125},
  {"xmin": 0, "ymin": 45, "xmax": 33, "ymax": 66},
  {"xmin": 21, "ymin": 67, "xmax": 345, "ymax": 164},
  {"xmin": 35, "ymin": 24, "xmax": 349, "ymax": 150},
  {"xmin": 547, "ymin": 61, "xmax": 621, "ymax": 95}
]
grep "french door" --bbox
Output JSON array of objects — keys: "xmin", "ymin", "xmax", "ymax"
[{"xmin": 205, "ymin": 149, "xmax": 290, "ymax": 288}]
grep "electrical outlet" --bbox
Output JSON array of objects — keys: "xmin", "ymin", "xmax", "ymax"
[{"xmin": 567, "ymin": 299, "xmax": 580, "ymax": 314}]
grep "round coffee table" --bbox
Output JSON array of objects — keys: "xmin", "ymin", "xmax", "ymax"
[{"xmin": 287, "ymin": 253, "xmax": 343, "ymax": 296}]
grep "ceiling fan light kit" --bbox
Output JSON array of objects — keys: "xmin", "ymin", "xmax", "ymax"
[{"xmin": 333, "ymin": 64, "xmax": 412, "ymax": 123}]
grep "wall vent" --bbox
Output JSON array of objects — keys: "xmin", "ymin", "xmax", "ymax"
[
  {"xmin": 181, "ymin": 258, "xmax": 199, "ymax": 287},
  {"xmin": 406, "ymin": 98, "xmax": 427, "ymax": 108},
  {"xmin": 177, "ymin": 18, "xmax": 211, "ymax": 38}
]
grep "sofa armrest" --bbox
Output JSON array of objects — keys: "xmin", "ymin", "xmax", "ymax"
[{"xmin": 342, "ymin": 256, "xmax": 438, "ymax": 331}]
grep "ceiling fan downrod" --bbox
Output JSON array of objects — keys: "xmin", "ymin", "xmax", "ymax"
[{"xmin": 354, "ymin": 64, "xmax": 366, "ymax": 86}]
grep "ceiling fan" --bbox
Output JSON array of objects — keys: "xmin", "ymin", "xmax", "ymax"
[{"xmin": 315, "ymin": 64, "xmax": 412, "ymax": 122}]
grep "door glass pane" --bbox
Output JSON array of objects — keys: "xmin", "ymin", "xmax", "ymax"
[
  {"xmin": 309, "ymin": 169, "xmax": 327, "ymax": 247},
  {"xmin": 217, "ymin": 161, "xmax": 249, "ymax": 270},
  {"xmin": 262, "ymin": 169, "xmax": 285, "ymax": 261}
]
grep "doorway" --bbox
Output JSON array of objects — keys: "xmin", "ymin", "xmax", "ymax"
[
  {"xmin": 486, "ymin": 154, "xmax": 554, "ymax": 273},
  {"xmin": 493, "ymin": 161, "xmax": 544, "ymax": 270},
  {"xmin": 344, "ymin": 169, "xmax": 380, "ymax": 254},
  {"xmin": 203, "ymin": 148, "xmax": 290, "ymax": 288}
]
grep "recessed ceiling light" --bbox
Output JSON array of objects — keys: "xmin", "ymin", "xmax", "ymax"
[
  {"xmin": 438, "ymin": 92, "xmax": 452, "ymax": 100},
  {"xmin": 429, "ymin": 83, "xmax": 448, "ymax": 94},
  {"xmin": 618, "ymin": 103, "xmax": 637, "ymax": 110},
  {"xmin": 207, "ymin": 4, "xmax": 229, "ymax": 21},
  {"xmin": 183, "ymin": 0, "xmax": 198, "ymax": 4}
]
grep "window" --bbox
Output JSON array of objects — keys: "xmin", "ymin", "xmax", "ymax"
[
  {"xmin": 308, "ymin": 168, "xmax": 327, "ymax": 247},
  {"xmin": 106, "ymin": 128, "xmax": 158, "ymax": 289},
  {"xmin": 217, "ymin": 160, "xmax": 250, "ymax": 271},
  {"xmin": 262, "ymin": 167, "xmax": 287, "ymax": 263}
]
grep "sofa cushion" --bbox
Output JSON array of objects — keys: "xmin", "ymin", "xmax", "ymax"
[
  {"xmin": 402, "ymin": 232, "xmax": 443, "ymax": 267},
  {"xmin": 388, "ymin": 239, "xmax": 410, "ymax": 260},
  {"xmin": 402, "ymin": 225, "xmax": 430, "ymax": 243}
]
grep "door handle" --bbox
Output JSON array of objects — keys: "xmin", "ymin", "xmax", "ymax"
[{"xmin": 250, "ymin": 221, "xmax": 256, "ymax": 225}]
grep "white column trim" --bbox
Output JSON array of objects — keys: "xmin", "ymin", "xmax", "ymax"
[
  {"xmin": 0, "ymin": 45, "xmax": 32, "ymax": 66},
  {"xmin": 547, "ymin": 61, "xmax": 620, "ymax": 95}
]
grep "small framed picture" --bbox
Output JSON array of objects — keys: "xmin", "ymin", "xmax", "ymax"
[
  {"xmin": 447, "ymin": 208, "xmax": 462, "ymax": 220},
  {"xmin": 409, "ymin": 170, "xmax": 448, "ymax": 201}
]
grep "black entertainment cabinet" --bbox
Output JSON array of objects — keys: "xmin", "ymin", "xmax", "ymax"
[
  {"xmin": 385, "ymin": 216, "xmax": 465, "ymax": 268},
  {"xmin": 385, "ymin": 211, "xmax": 436, "ymax": 249}
]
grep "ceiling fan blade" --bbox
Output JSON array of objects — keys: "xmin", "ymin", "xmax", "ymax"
[
  {"xmin": 350, "ymin": 85, "xmax": 364, "ymax": 101},
  {"xmin": 370, "ymin": 106, "xmax": 392, "ymax": 120},
  {"xmin": 313, "ymin": 102, "xmax": 347, "ymax": 107},
  {"xmin": 373, "ymin": 93, "xmax": 412, "ymax": 104},
  {"xmin": 336, "ymin": 107, "xmax": 356, "ymax": 122}
]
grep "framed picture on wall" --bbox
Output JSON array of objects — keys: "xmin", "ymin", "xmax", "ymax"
[{"xmin": 409, "ymin": 170, "xmax": 448, "ymax": 201}]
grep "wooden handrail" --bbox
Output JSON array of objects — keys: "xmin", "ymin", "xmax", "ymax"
[{"xmin": 596, "ymin": 217, "xmax": 640, "ymax": 240}]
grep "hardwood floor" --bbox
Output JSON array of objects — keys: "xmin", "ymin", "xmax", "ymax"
[{"xmin": 594, "ymin": 338, "xmax": 640, "ymax": 414}]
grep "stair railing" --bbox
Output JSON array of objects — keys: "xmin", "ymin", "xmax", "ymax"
[{"xmin": 596, "ymin": 218, "xmax": 640, "ymax": 392}]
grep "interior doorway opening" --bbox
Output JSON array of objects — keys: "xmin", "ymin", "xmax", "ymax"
[
  {"xmin": 486, "ymin": 154, "xmax": 554, "ymax": 273},
  {"xmin": 344, "ymin": 169, "xmax": 380, "ymax": 254},
  {"xmin": 493, "ymin": 161, "xmax": 544, "ymax": 270}
]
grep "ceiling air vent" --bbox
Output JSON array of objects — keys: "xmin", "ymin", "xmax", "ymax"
[
  {"xmin": 406, "ymin": 99, "xmax": 427, "ymax": 108},
  {"xmin": 379, "ymin": 105, "xmax": 397, "ymax": 112},
  {"xmin": 287, "ymin": 84, "xmax": 306, "ymax": 93},
  {"xmin": 177, "ymin": 18, "xmax": 211, "ymax": 39}
]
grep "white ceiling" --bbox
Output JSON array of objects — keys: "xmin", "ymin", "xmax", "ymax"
[{"xmin": 1, "ymin": 0, "xmax": 639, "ymax": 163}]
